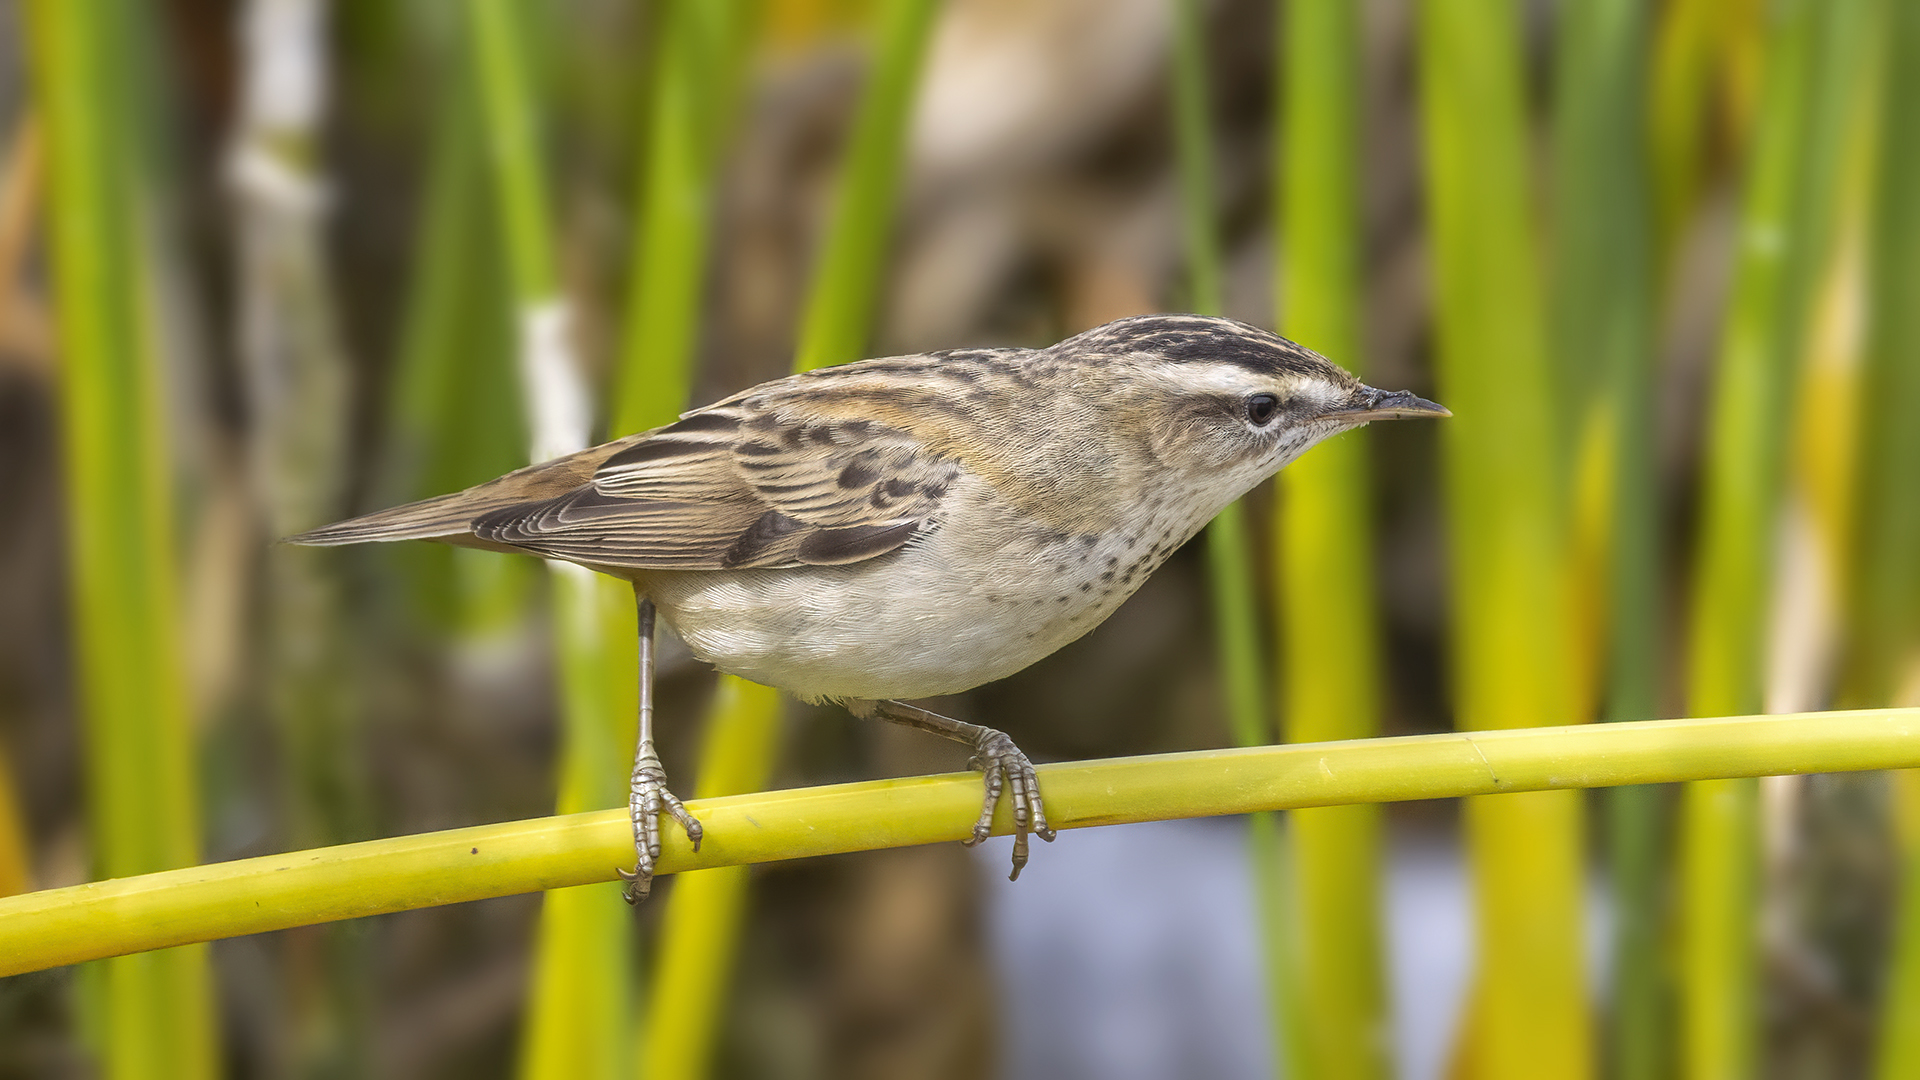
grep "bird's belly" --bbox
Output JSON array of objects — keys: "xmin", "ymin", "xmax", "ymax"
[{"xmin": 639, "ymin": 528, "xmax": 1168, "ymax": 703}]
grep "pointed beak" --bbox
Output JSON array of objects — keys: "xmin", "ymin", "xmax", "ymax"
[{"xmin": 1322, "ymin": 384, "xmax": 1451, "ymax": 422}]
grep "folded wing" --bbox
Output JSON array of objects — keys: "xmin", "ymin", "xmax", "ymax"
[{"xmin": 471, "ymin": 404, "xmax": 960, "ymax": 570}]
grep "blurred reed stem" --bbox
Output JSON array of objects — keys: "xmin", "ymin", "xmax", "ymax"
[
  {"xmin": 1549, "ymin": 2, "xmax": 1662, "ymax": 1077},
  {"xmin": 1415, "ymin": 0, "xmax": 1589, "ymax": 1076},
  {"xmin": 790, "ymin": 0, "xmax": 941, "ymax": 375},
  {"xmin": 612, "ymin": 0, "xmax": 754, "ymax": 1073},
  {"xmin": 1841, "ymin": 1, "xmax": 1920, "ymax": 716},
  {"xmin": 612, "ymin": 0, "xmax": 745, "ymax": 438},
  {"xmin": 1173, "ymin": 2, "xmax": 1291, "ymax": 1074},
  {"xmin": 1680, "ymin": 0, "xmax": 1864, "ymax": 1073},
  {"xmin": 466, "ymin": 3, "xmax": 635, "ymax": 1078},
  {"xmin": 642, "ymin": 4, "xmax": 941, "ymax": 1073},
  {"xmin": 1273, "ymin": 1, "xmax": 1386, "ymax": 1077},
  {"xmin": 381, "ymin": 69, "xmax": 529, "ymax": 636},
  {"xmin": 1881, "ymin": 773, "xmax": 1920, "ymax": 1076},
  {"xmin": 1852, "ymin": 2, "xmax": 1920, "ymax": 1072},
  {"xmin": 24, "ymin": 0, "xmax": 218, "ymax": 1075},
  {"xmin": 229, "ymin": 1, "xmax": 375, "ymax": 1068},
  {"xmin": 642, "ymin": 678, "xmax": 783, "ymax": 1079},
  {"xmin": 0, "ymin": 736, "xmax": 27, "ymax": 897}
]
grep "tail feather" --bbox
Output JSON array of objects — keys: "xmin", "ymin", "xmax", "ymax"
[
  {"xmin": 286, "ymin": 430, "xmax": 651, "ymax": 548},
  {"xmin": 285, "ymin": 491, "xmax": 489, "ymax": 546}
]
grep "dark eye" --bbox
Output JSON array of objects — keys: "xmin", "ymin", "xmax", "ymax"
[{"xmin": 1246, "ymin": 393, "xmax": 1281, "ymax": 426}]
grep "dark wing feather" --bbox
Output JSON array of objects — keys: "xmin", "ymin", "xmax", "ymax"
[{"xmin": 471, "ymin": 405, "xmax": 961, "ymax": 570}]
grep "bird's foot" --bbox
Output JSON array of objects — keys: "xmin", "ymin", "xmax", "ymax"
[
  {"xmin": 616, "ymin": 747, "xmax": 701, "ymax": 904},
  {"xmin": 963, "ymin": 727, "xmax": 1056, "ymax": 880}
]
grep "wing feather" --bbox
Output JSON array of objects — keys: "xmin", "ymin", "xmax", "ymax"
[{"xmin": 474, "ymin": 402, "xmax": 962, "ymax": 570}]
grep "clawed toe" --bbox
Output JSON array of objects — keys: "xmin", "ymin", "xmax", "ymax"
[
  {"xmin": 864, "ymin": 701, "xmax": 1056, "ymax": 882},
  {"xmin": 967, "ymin": 728, "xmax": 1053, "ymax": 881},
  {"xmin": 623, "ymin": 748, "xmax": 700, "ymax": 905}
]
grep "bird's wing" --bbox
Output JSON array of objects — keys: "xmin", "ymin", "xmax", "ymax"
[{"xmin": 471, "ymin": 404, "xmax": 962, "ymax": 570}]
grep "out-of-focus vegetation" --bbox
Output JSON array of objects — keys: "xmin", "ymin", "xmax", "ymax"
[{"xmin": 3, "ymin": 0, "xmax": 1919, "ymax": 1076}]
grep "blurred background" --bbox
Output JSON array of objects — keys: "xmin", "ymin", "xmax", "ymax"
[{"xmin": 2, "ymin": 0, "xmax": 1919, "ymax": 1077}]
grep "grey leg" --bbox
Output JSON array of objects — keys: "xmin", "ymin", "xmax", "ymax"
[
  {"xmin": 853, "ymin": 699, "xmax": 1055, "ymax": 880},
  {"xmin": 616, "ymin": 587, "xmax": 702, "ymax": 903}
]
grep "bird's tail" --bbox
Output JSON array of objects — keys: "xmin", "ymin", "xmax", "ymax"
[
  {"xmin": 285, "ymin": 433, "xmax": 640, "ymax": 547},
  {"xmin": 284, "ymin": 490, "xmax": 491, "ymax": 546}
]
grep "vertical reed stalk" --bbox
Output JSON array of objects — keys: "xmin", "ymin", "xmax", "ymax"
[
  {"xmin": 1274, "ymin": 1, "xmax": 1386, "ymax": 1077},
  {"xmin": 466, "ymin": 4, "xmax": 634, "ymax": 1078},
  {"xmin": 1852, "ymin": 3, "xmax": 1920, "ymax": 1073},
  {"xmin": 230, "ymin": 2, "xmax": 372, "ymax": 1068},
  {"xmin": 1881, "ymin": 774, "xmax": 1920, "ymax": 1076},
  {"xmin": 1680, "ymin": 0, "xmax": 1863, "ymax": 1074},
  {"xmin": 1549, "ymin": 2, "xmax": 1660, "ymax": 1076},
  {"xmin": 612, "ymin": 0, "xmax": 744, "ymax": 438},
  {"xmin": 640, "ymin": 4, "xmax": 940, "ymax": 1075},
  {"xmin": 381, "ymin": 76, "xmax": 528, "ymax": 636},
  {"xmin": 789, "ymin": 0, "xmax": 941, "ymax": 376},
  {"xmin": 0, "ymin": 733, "xmax": 27, "ymax": 897},
  {"xmin": 1415, "ymin": 0, "xmax": 1588, "ymax": 1076},
  {"xmin": 1649, "ymin": 0, "xmax": 1728, "ymax": 250},
  {"xmin": 1173, "ymin": 1, "xmax": 1291, "ymax": 1072},
  {"xmin": 641, "ymin": 679, "xmax": 783, "ymax": 1079},
  {"xmin": 610, "ymin": 0, "xmax": 754, "ymax": 1073},
  {"xmin": 25, "ymin": 0, "xmax": 217, "ymax": 1075},
  {"xmin": 0, "ymin": 120, "xmax": 40, "ymax": 903}
]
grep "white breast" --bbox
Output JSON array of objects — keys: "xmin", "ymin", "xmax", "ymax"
[{"xmin": 639, "ymin": 475, "xmax": 1221, "ymax": 703}]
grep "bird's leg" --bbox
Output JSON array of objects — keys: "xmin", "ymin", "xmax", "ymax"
[
  {"xmin": 616, "ymin": 589, "xmax": 702, "ymax": 903},
  {"xmin": 852, "ymin": 699, "xmax": 1056, "ymax": 880}
]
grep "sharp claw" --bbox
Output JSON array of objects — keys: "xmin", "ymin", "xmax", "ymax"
[
  {"xmin": 625, "ymin": 748, "xmax": 699, "ymax": 904},
  {"xmin": 960, "ymin": 727, "xmax": 1053, "ymax": 879}
]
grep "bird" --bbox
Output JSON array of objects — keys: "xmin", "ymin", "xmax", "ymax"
[{"xmin": 290, "ymin": 313, "xmax": 1448, "ymax": 900}]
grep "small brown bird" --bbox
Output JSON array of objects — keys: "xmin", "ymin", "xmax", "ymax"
[{"xmin": 292, "ymin": 314, "xmax": 1446, "ymax": 899}]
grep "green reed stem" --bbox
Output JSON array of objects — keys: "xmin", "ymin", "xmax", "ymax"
[
  {"xmin": 1275, "ymin": 1, "xmax": 1387, "ymax": 1077},
  {"xmin": 466, "ymin": 4, "xmax": 635, "ymax": 1078},
  {"xmin": 382, "ymin": 78, "xmax": 530, "ymax": 635},
  {"xmin": 24, "ymin": 0, "xmax": 217, "ymax": 1075},
  {"xmin": 1416, "ymin": 0, "xmax": 1588, "ymax": 1075},
  {"xmin": 612, "ymin": 0, "xmax": 746, "ymax": 436},
  {"xmin": 790, "ymin": 0, "xmax": 941, "ymax": 375},
  {"xmin": 1680, "ymin": 1, "xmax": 1865, "ymax": 1074},
  {"xmin": 607, "ymin": 1, "xmax": 755, "ymax": 1075},
  {"xmin": 643, "ymin": 678, "xmax": 784, "ymax": 1079},
  {"xmin": 1854, "ymin": 4, "xmax": 1920, "ymax": 1074},
  {"xmin": 1173, "ymin": 2, "xmax": 1291, "ymax": 1073},
  {"xmin": 1550, "ymin": 2, "xmax": 1662, "ymax": 1076}
]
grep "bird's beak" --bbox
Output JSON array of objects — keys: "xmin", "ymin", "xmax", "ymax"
[{"xmin": 1322, "ymin": 384, "xmax": 1451, "ymax": 422}]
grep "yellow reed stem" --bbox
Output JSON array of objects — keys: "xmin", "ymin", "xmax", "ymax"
[{"xmin": 6, "ymin": 709, "xmax": 1920, "ymax": 980}]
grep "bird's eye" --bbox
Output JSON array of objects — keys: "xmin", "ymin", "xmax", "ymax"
[{"xmin": 1246, "ymin": 393, "xmax": 1281, "ymax": 426}]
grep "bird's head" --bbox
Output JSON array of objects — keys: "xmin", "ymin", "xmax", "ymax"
[{"xmin": 1053, "ymin": 314, "xmax": 1448, "ymax": 490}]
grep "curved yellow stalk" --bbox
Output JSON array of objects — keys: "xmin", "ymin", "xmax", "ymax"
[{"xmin": 7, "ymin": 709, "xmax": 1920, "ymax": 982}]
